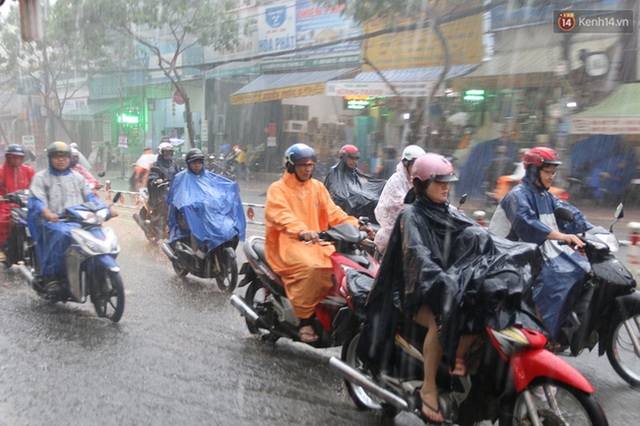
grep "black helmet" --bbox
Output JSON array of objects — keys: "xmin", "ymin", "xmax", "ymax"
[
  {"xmin": 47, "ymin": 141, "xmax": 71, "ymax": 159},
  {"xmin": 5, "ymin": 144, "xmax": 26, "ymax": 157},
  {"xmin": 185, "ymin": 148, "xmax": 205, "ymax": 164}
]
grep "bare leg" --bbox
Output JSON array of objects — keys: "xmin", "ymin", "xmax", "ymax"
[{"xmin": 415, "ymin": 305, "xmax": 444, "ymax": 422}]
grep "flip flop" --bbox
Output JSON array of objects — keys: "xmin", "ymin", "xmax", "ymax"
[
  {"xmin": 416, "ymin": 396, "xmax": 444, "ymax": 425},
  {"xmin": 298, "ymin": 325, "xmax": 319, "ymax": 343}
]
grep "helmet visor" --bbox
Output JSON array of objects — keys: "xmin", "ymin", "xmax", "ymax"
[{"xmin": 433, "ymin": 173, "xmax": 459, "ymax": 183}]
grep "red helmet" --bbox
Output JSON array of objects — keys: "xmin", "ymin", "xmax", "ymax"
[
  {"xmin": 523, "ymin": 147, "xmax": 562, "ymax": 169},
  {"xmin": 339, "ymin": 144, "xmax": 360, "ymax": 159}
]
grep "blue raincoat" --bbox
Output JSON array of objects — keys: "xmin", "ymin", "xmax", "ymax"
[
  {"xmin": 489, "ymin": 173, "xmax": 592, "ymax": 339},
  {"xmin": 166, "ymin": 168, "xmax": 246, "ymax": 250}
]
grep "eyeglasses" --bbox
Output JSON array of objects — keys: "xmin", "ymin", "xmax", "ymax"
[{"xmin": 541, "ymin": 169, "xmax": 557, "ymax": 177}]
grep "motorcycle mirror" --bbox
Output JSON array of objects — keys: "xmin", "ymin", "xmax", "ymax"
[
  {"xmin": 98, "ymin": 171, "xmax": 106, "ymax": 177},
  {"xmin": 358, "ymin": 216, "xmax": 370, "ymax": 226},
  {"xmin": 457, "ymin": 194, "xmax": 467, "ymax": 209},
  {"xmin": 554, "ymin": 207, "xmax": 574, "ymax": 223},
  {"xmin": 112, "ymin": 192, "xmax": 123, "ymax": 204},
  {"xmin": 610, "ymin": 202, "xmax": 624, "ymax": 232}
]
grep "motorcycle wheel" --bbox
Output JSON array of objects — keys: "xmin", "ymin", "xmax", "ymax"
[
  {"xmin": 172, "ymin": 261, "xmax": 189, "ymax": 277},
  {"xmin": 242, "ymin": 279, "xmax": 274, "ymax": 337},
  {"xmin": 215, "ymin": 248, "xmax": 238, "ymax": 293},
  {"xmin": 91, "ymin": 269, "xmax": 125, "ymax": 323},
  {"xmin": 500, "ymin": 379, "xmax": 608, "ymax": 426},
  {"xmin": 606, "ymin": 313, "xmax": 640, "ymax": 387},
  {"xmin": 340, "ymin": 331, "xmax": 399, "ymax": 418}
]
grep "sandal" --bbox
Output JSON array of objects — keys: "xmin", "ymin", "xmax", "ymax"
[
  {"xmin": 449, "ymin": 357, "xmax": 466, "ymax": 376},
  {"xmin": 298, "ymin": 325, "xmax": 319, "ymax": 343},
  {"xmin": 416, "ymin": 395, "xmax": 444, "ymax": 424}
]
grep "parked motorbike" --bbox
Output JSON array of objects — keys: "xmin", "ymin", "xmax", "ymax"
[
  {"xmin": 230, "ymin": 222, "xmax": 378, "ymax": 348},
  {"xmin": 207, "ymin": 154, "xmax": 237, "ymax": 181},
  {"xmin": 133, "ymin": 180, "xmax": 169, "ymax": 242},
  {"xmin": 1, "ymin": 189, "xmax": 35, "ymax": 268},
  {"xmin": 18, "ymin": 193, "xmax": 126, "ymax": 323},
  {"xmin": 161, "ymin": 234, "xmax": 240, "ymax": 293},
  {"xmin": 331, "ymin": 318, "xmax": 609, "ymax": 425},
  {"xmin": 550, "ymin": 203, "xmax": 640, "ymax": 387}
]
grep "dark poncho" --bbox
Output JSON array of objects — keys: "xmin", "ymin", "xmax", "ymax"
[{"xmin": 358, "ymin": 197, "xmax": 543, "ymax": 371}]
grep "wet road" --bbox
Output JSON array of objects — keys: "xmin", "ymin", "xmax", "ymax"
[{"xmin": 0, "ymin": 181, "xmax": 639, "ymax": 425}]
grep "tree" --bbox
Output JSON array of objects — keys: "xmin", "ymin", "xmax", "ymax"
[
  {"xmin": 103, "ymin": 0, "xmax": 243, "ymax": 149},
  {"xmin": 0, "ymin": 0, "xmax": 124, "ymax": 145}
]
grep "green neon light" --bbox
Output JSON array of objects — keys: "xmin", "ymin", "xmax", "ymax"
[{"xmin": 117, "ymin": 113, "xmax": 139, "ymax": 124}]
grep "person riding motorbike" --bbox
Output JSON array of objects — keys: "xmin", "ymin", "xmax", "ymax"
[
  {"xmin": 166, "ymin": 148, "xmax": 246, "ymax": 257},
  {"xmin": 147, "ymin": 142, "xmax": 180, "ymax": 204},
  {"xmin": 489, "ymin": 147, "xmax": 593, "ymax": 340},
  {"xmin": 373, "ymin": 144, "xmax": 425, "ymax": 254},
  {"xmin": 70, "ymin": 148, "xmax": 102, "ymax": 191},
  {"xmin": 358, "ymin": 153, "xmax": 541, "ymax": 424},
  {"xmin": 265, "ymin": 143, "xmax": 374, "ymax": 344},
  {"xmin": 27, "ymin": 141, "xmax": 117, "ymax": 290},
  {"xmin": 324, "ymin": 144, "xmax": 386, "ymax": 224},
  {"xmin": 0, "ymin": 144, "xmax": 36, "ymax": 262}
]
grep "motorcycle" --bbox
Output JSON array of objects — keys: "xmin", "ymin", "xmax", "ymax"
[
  {"xmin": 133, "ymin": 180, "xmax": 170, "ymax": 242},
  {"xmin": 331, "ymin": 316, "xmax": 609, "ymax": 425},
  {"xmin": 160, "ymin": 234, "xmax": 240, "ymax": 293},
  {"xmin": 550, "ymin": 203, "xmax": 640, "ymax": 387},
  {"xmin": 18, "ymin": 193, "xmax": 126, "ymax": 323},
  {"xmin": 207, "ymin": 154, "xmax": 237, "ymax": 181},
  {"xmin": 1, "ymin": 189, "xmax": 36, "ymax": 269},
  {"xmin": 230, "ymin": 222, "xmax": 378, "ymax": 348}
]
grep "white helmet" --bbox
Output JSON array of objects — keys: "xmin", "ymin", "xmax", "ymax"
[
  {"xmin": 158, "ymin": 142, "xmax": 174, "ymax": 154},
  {"xmin": 402, "ymin": 145, "xmax": 426, "ymax": 162}
]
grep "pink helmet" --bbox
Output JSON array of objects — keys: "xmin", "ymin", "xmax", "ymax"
[{"xmin": 411, "ymin": 153, "xmax": 458, "ymax": 183}]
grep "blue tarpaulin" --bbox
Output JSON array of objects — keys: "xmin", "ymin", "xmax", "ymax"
[
  {"xmin": 456, "ymin": 139, "xmax": 520, "ymax": 199},
  {"xmin": 569, "ymin": 135, "xmax": 637, "ymax": 198}
]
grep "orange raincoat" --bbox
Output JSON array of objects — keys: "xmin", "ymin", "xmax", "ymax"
[{"xmin": 265, "ymin": 172, "xmax": 358, "ymax": 318}]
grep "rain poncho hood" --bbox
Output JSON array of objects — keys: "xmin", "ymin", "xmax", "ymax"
[
  {"xmin": 359, "ymin": 196, "xmax": 542, "ymax": 372},
  {"xmin": 489, "ymin": 173, "xmax": 593, "ymax": 338},
  {"xmin": 324, "ymin": 162, "xmax": 386, "ymax": 224},
  {"xmin": 167, "ymin": 168, "xmax": 246, "ymax": 250}
]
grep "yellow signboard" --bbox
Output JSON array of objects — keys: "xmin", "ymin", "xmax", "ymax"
[
  {"xmin": 231, "ymin": 83, "xmax": 326, "ymax": 105},
  {"xmin": 363, "ymin": 14, "xmax": 483, "ymax": 71}
]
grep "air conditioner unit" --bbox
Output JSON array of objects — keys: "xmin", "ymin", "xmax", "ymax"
[{"xmin": 283, "ymin": 120, "xmax": 308, "ymax": 133}]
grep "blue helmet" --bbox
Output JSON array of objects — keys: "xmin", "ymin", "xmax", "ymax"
[
  {"xmin": 5, "ymin": 144, "xmax": 26, "ymax": 157},
  {"xmin": 284, "ymin": 143, "xmax": 317, "ymax": 173}
]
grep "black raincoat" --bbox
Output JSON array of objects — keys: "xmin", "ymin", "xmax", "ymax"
[
  {"xmin": 324, "ymin": 162, "xmax": 386, "ymax": 224},
  {"xmin": 357, "ymin": 196, "xmax": 543, "ymax": 372}
]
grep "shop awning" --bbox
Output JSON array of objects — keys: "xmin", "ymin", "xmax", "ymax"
[
  {"xmin": 325, "ymin": 64, "xmax": 478, "ymax": 97},
  {"xmin": 455, "ymin": 36, "xmax": 619, "ymax": 89},
  {"xmin": 62, "ymin": 101, "xmax": 120, "ymax": 121},
  {"xmin": 231, "ymin": 68, "xmax": 357, "ymax": 105},
  {"xmin": 570, "ymin": 83, "xmax": 640, "ymax": 135}
]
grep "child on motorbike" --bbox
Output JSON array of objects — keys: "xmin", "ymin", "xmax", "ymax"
[
  {"xmin": 265, "ymin": 143, "xmax": 374, "ymax": 343},
  {"xmin": 166, "ymin": 148, "xmax": 246, "ymax": 256},
  {"xmin": 27, "ymin": 141, "xmax": 117, "ymax": 290},
  {"xmin": 489, "ymin": 147, "xmax": 593, "ymax": 340},
  {"xmin": 358, "ymin": 153, "xmax": 541, "ymax": 424}
]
